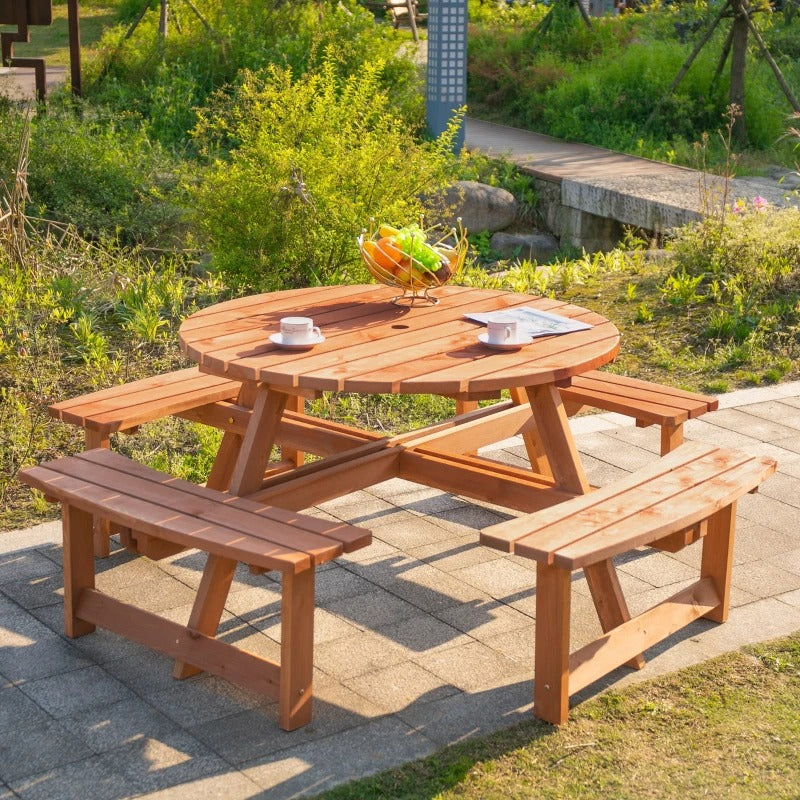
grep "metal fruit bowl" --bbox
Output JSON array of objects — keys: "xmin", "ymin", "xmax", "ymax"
[{"xmin": 358, "ymin": 219, "xmax": 468, "ymax": 305}]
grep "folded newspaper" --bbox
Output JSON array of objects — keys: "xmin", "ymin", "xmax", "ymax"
[{"xmin": 465, "ymin": 307, "xmax": 592, "ymax": 338}]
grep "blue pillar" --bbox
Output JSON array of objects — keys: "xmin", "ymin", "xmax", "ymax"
[{"xmin": 426, "ymin": 0, "xmax": 467, "ymax": 151}]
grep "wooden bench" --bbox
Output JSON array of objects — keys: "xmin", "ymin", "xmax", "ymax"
[
  {"xmin": 18, "ymin": 448, "xmax": 371, "ymax": 731},
  {"xmin": 48, "ymin": 366, "xmax": 244, "ymax": 450},
  {"xmin": 480, "ymin": 441, "xmax": 776, "ymax": 726},
  {"xmin": 559, "ymin": 371, "xmax": 719, "ymax": 455},
  {"xmin": 48, "ymin": 367, "xmax": 306, "ymax": 557}
]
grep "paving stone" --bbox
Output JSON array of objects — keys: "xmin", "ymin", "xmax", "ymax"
[
  {"xmin": 483, "ymin": 626, "xmax": 535, "ymax": 664},
  {"xmin": 96, "ymin": 575, "xmax": 198, "ymax": 614},
  {"xmin": 767, "ymin": 546, "xmax": 800, "ymax": 578},
  {"xmin": 347, "ymin": 660, "xmax": 459, "ymax": 714},
  {"xmin": 413, "ymin": 639, "xmax": 530, "ymax": 693},
  {"xmin": 436, "ymin": 597, "xmax": 533, "ymax": 641},
  {"xmin": 0, "ymin": 600, "xmax": 92, "ymax": 682},
  {"xmin": 0, "ymin": 685, "xmax": 52, "ymax": 731},
  {"xmin": 729, "ymin": 520, "xmax": 799, "ymax": 566},
  {"xmin": 94, "ymin": 729, "xmax": 230, "ymax": 794},
  {"xmin": 374, "ymin": 612, "xmax": 471, "ymax": 655},
  {"xmin": 422, "ymin": 502, "xmax": 509, "ymax": 532},
  {"xmin": 8, "ymin": 755, "xmax": 135, "ymax": 800},
  {"xmin": 104, "ymin": 648, "xmax": 185, "ymax": 695},
  {"xmin": 0, "ymin": 719, "xmax": 93, "ymax": 782},
  {"xmin": 240, "ymin": 716, "xmax": 437, "ymax": 797},
  {"xmin": 0, "ymin": 550, "xmax": 60, "ymax": 586},
  {"xmin": 60, "ymin": 696, "xmax": 179, "ymax": 754},
  {"xmin": 250, "ymin": 606, "xmax": 361, "ymax": 645},
  {"xmin": 314, "ymin": 629, "xmax": 408, "ymax": 680},
  {"xmin": 451, "ymin": 557, "xmax": 540, "ymax": 598},
  {"xmin": 701, "ymin": 407, "xmax": 800, "ymax": 443},
  {"xmin": 145, "ymin": 675, "xmax": 267, "ymax": 728},
  {"xmin": 617, "ymin": 550, "xmax": 698, "ymax": 589},
  {"xmin": 776, "ymin": 588, "xmax": 800, "ymax": 607},
  {"xmin": 757, "ymin": 470, "xmax": 800, "ymax": 508},
  {"xmin": 571, "ymin": 431, "xmax": 658, "ymax": 472},
  {"xmin": 0, "ymin": 573, "xmax": 63, "ymax": 610},
  {"xmin": 336, "ymin": 536, "xmax": 402, "ymax": 565},
  {"xmin": 20, "ymin": 666, "xmax": 132, "ymax": 719},
  {"xmin": 366, "ymin": 514, "xmax": 456, "ymax": 550},
  {"xmin": 407, "ymin": 535, "xmax": 503, "ymax": 573},
  {"xmin": 325, "ymin": 589, "xmax": 420, "ymax": 630},
  {"xmin": 132, "ymin": 771, "xmax": 263, "ymax": 800},
  {"xmin": 730, "ymin": 558, "xmax": 800, "ymax": 599},
  {"xmin": 396, "ymin": 678, "xmax": 533, "ymax": 747},
  {"xmin": 188, "ymin": 676, "xmax": 384, "ymax": 764},
  {"xmin": 742, "ymin": 399, "xmax": 800, "ymax": 430}
]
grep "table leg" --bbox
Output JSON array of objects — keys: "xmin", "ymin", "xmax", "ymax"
[
  {"xmin": 228, "ymin": 384, "xmax": 289, "ymax": 496},
  {"xmin": 205, "ymin": 381, "xmax": 259, "ymax": 492},
  {"xmin": 510, "ymin": 387, "xmax": 553, "ymax": 479},
  {"xmin": 281, "ymin": 394, "xmax": 306, "ymax": 468},
  {"xmin": 525, "ymin": 383, "xmax": 644, "ymax": 669},
  {"xmin": 524, "ymin": 384, "xmax": 589, "ymax": 494}
]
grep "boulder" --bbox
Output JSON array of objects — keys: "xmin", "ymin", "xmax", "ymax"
[
  {"xmin": 490, "ymin": 231, "xmax": 561, "ymax": 263},
  {"xmin": 438, "ymin": 181, "xmax": 519, "ymax": 233}
]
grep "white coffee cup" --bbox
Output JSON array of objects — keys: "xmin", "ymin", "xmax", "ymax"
[
  {"xmin": 280, "ymin": 316, "xmax": 321, "ymax": 345},
  {"xmin": 486, "ymin": 317, "xmax": 519, "ymax": 345}
]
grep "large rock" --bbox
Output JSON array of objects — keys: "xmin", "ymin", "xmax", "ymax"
[
  {"xmin": 490, "ymin": 231, "xmax": 561, "ymax": 263},
  {"xmin": 438, "ymin": 181, "xmax": 519, "ymax": 233}
]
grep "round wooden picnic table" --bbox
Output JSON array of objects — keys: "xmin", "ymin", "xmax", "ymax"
[
  {"xmin": 179, "ymin": 283, "xmax": 620, "ymax": 398},
  {"xmin": 176, "ymin": 284, "xmax": 626, "ymax": 677}
]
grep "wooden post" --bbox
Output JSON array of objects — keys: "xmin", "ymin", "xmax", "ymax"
[
  {"xmin": 62, "ymin": 503, "xmax": 96, "ymax": 638},
  {"xmin": 700, "ymin": 502, "xmax": 736, "ymax": 623},
  {"xmin": 67, "ymin": 0, "xmax": 81, "ymax": 96},
  {"xmin": 279, "ymin": 568, "xmax": 315, "ymax": 730},
  {"xmin": 534, "ymin": 562, "xmax": 571, "ymax": 725}
]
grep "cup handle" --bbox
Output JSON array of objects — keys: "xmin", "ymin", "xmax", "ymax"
[
  {"xmin": 505, "ymin": 327, "xmax": 513, "ymax": 341},
  {"xmin": 312, "ymin": 326, "xmax": 321, "ymax": 340}
]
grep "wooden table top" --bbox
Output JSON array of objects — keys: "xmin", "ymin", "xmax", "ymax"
[{"xmin": 179, "ymin": 284, "xmax": 620, "ymax": 396}]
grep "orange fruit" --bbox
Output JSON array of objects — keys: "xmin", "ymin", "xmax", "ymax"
[{"xmin": 373, "ymin": 236, "xmax": 404, "ymax": 269}]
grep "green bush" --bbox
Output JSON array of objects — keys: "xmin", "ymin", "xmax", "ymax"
[
  {"xmin": 0, "ymin": 104, "xmax": 185, "ymax": 246},
  {"xmin": 191, "ymin": 52, "xmax": 460, "ymax": 291},
  {"xmin": 87, "ymin": 0, "xmax": 421, "ymax": 149}
]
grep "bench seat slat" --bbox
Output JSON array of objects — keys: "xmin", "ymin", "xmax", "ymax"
[
  {"xmin": 33, "ymin": 453, "xmax": 362, "ymax": 564},
  {"xmin": 561, "ymin": 384, "xmax": 693, "ymax": 424},
  {"xmin": 511, "ymin": 446, "xmax": 760, "ymax": 565},
  {"xmin": 80, "ymin": 448, "xmax": 370, "ymax": 552},
  {"xmin": 565, "ymin": 372, "xmax": 718, "ymax": 416},
  {"xmin": 481, "ymin": 441, "xmax": 720, "ymax": 551},
  {"xmin": 50, "ymin": 367, "xmax": 238, "ymax": 415},
  {"xmin": 521, "ymin": 454, "xmax": 776, "ymax": 568},
  {"xmin": 54, "ymin": 373, "xmax": 242, "ymax": 432},
  {"xmin": 21, "ymin": 464, "xmax": 311, "ymax": 572}
]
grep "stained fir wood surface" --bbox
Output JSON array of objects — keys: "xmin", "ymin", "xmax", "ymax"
[
  {"xmin": 19, "ymin": 450, "xmax": 371, "ymax": 572},
  {"xmin": 179, "ymin": 286, "xmax": 620, "ymax": 396}
]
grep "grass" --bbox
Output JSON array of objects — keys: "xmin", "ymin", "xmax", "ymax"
[
  {"xmin": 310, "ymin": 634, "xmax": 800, "ymax": 800},
  {"xmin": 0, "ymin": 2, "xmax": 117, "ymax": 66}
]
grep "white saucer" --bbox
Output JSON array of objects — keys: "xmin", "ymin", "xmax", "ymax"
[
  {"xmin": 478, "ymin": 332, "xmax": 534, "ymax": 350},
  {"xmin": 269, "ymin": 332, "xmax": 326, "ymax": 350}
]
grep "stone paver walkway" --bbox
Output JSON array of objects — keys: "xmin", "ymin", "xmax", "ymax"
[{"xmin": 2, "ymin": 381, "xmax": 799, "ymax": 799}]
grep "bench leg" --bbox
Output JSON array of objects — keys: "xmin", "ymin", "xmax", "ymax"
[
  {"xmin": 584, "ymin": 559, "xmax": 646, "ymax": 670},
  {"xmin": 62, "ymin": 503, "xmax": 96, "ymax": 638},
  {"xmin": 279, "ymin": 569, "xmax": 315, "ymax": 731},
  {"xmin": 660, "ymin": 422, "xmax": 684, "ymax": 456},
  {"xmin": 85, "ymin": 429, "xmax": 112, "ymax": 558},
  {"xmin": 534, "ymin": 562, "xmax": 571, "ymax": 725},
  {"xmin": 173, "ymin": 554, "xmax": 237, "ymax": 679},
  {"xmin": 700, "ymin": 502, "xmax": 736, "ymax": 623}
]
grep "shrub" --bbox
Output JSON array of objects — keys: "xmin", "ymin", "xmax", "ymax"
[
  {"xmin": 0, "ymin": 103, "xmax": 185, "ymax": 247},
  {"xmin": 191, "ymin": 52, "xmax": 460, "ymax": 291},
  {"xmin": 86, "ymin": 0, "xmax": 421, "ymax": 149}
]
